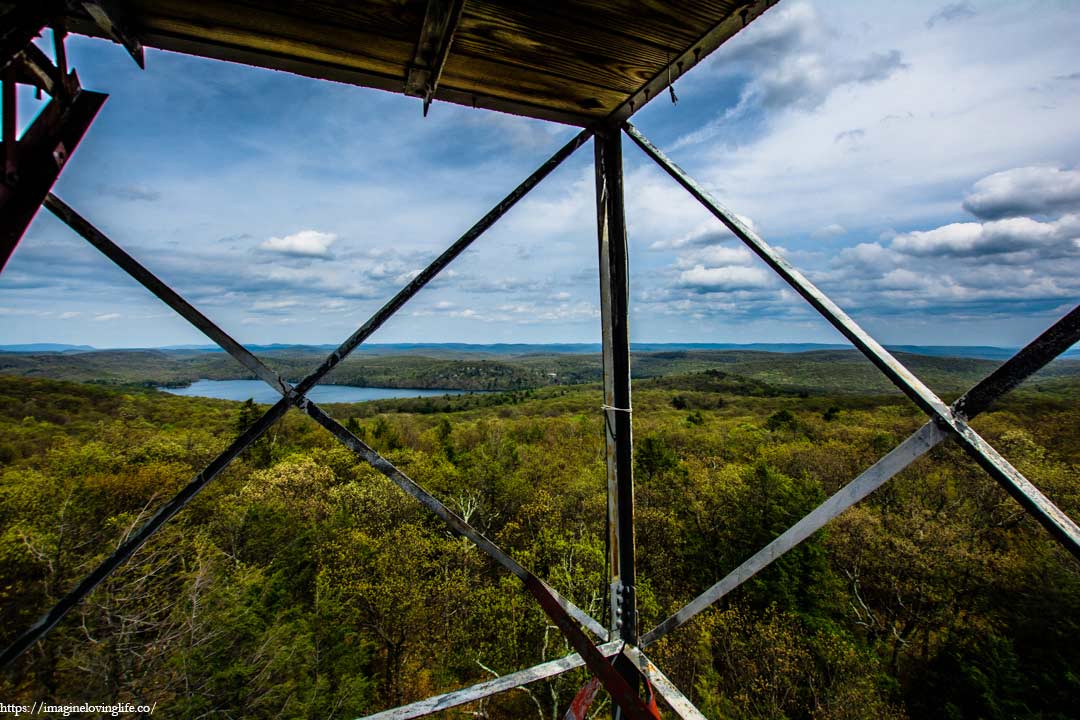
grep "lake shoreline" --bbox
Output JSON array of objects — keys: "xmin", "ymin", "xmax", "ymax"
[{"xmin": 158, "ymin": 379, "xmax": 473, "ymax": 403}]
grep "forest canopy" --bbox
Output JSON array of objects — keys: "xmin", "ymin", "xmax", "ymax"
[{"xmin": 0, "ymin": 361, "xmax": 1077, "ymax": 719}]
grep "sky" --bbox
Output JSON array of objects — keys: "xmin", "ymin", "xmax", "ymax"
[{"xmin": 1, "ymin": 0, "xmax": 1079, "ymax": 348}]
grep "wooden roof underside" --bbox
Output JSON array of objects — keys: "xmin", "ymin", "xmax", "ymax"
[{"xmin": 61, "ymin": 0, "xmax": 778, "ymax": 126}]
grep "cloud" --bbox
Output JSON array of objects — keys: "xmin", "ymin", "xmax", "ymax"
[
  {"xmin": 675, "ymin": 245, "xmax": 756, "ymax": 269},
  {"xmin": 961, "ymin": 166, "xmax": 1080, "ymax": 220},
  {"xmin": 650, "ymin": 217, "xmax": 756, "ymax": 251},
  {"xmin": 838, "ymin": 242, "xmax": 900, "ymax": 270},
  {"xmin": 834, "ymin": 129, "xmax": 864, "ymax": 144},
  {"xmin": 892, "ymin": 216, "xmax": 1077, "ymax": 258},
  {"xmin": 811, "ymin": 166, "xmax": 1080, "ymax": 321},
  {"xmin": 94, "ymin": 313, "xmax": 122, "ymax": 321},
  {"xmin": 677, "ymin": 265, "xmax": 772, "ymax": 292},
  {"xmin": 927, "ymin": 2, "xmax": 976, "ymax": 29},
  {"xmin": 251, "ymin": 299, "xmax": 299, "ymax": 312},
  {"xmin": 259, "ymin": 230, "xmax": 337, "ymax": 258},
  {"xmin": 698, "ymin": 3, "xmax": 906, "ymax": 119},
  {"xmin": 813, "ymin": 223, "xmax": 847, "ymax": 238}
]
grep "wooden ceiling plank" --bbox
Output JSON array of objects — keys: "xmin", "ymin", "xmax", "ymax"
[
  {"xmin": 131, "ymin": 6, "xmax": 415, "ymax": 75},
  {"xmin": 534, "ymin": 0, "xmax": 737, "ymax": 50},
  {"xmin": 440, "ymin": 50, "xmax": 623, "ymax": 116},
  {"xmin": 455, "ymin": 0, "xmax": 669, "ymax": 94}
]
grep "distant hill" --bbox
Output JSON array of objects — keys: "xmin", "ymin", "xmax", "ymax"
[
  {"xmin": 1, "ymin": 345, "xmax": 1078, "ymax": 396},
  {"xmin": 3, "ymin": 342, "xmax": 1073, "ymax": 360},
  {"xmin": 0, "ymin": 343, "xmax": 95, "ymax": 353}
]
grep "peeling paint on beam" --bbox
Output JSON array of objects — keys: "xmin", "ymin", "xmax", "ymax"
[
  {"xmin": 621, "ymin": 646, "xmax": 707, "ymax": 720},
  {"xmin": 358, "ymin": 642, "xmax": 622, "ymax": 720}
]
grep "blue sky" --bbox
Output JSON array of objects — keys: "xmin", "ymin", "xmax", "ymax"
[{"xmin": 2, "ymin": 1, "xmax": 1079, "ymax": 348}]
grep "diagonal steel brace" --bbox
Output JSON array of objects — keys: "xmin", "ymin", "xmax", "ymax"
[
  {"xmin": 2, "ymin": 128, "xmax": 599, "ymax": 666},
  {"xmin": 641, "ymin": 304, "xmax": 1080, "ymax": 647},
  {"xmin": 624, "ymin": 121, "xmax": 1080, "ymax": 559}
]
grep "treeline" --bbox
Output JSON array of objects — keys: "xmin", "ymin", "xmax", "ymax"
[
  {"xmin": 0, "ymin": 375, "xmax": 1077, "ymax": 718},
  {"xmin": 5, "ymin": 347, "xmax": 1080, "ymax": 396}
]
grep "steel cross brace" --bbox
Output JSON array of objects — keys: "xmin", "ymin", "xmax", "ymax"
[
  {"xmin": 642, "ymin": 303, "xmax": 1080, "ymax": 646},
  {"xmin": 624, "ymin": 121, "xmax": 1080, "ymax": 560},
  {"xmin": 1, "ymin": 20, "xmax": 106, "ymax": 272},
  {"xmin": 0, "ymin": 128, "xmax": 660, "ymax": 720},
  {"xmin": 350, "ymin": 641, "xmax": 708, "ymax": 720},
  {"xmin": 2, "ymin": 129, "xmax": 596, "ymax": 649}
]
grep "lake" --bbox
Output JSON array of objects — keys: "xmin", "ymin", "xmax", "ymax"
[{"xmin": 159, "ymin": 379, "xmax": 470, "ymax": 404}]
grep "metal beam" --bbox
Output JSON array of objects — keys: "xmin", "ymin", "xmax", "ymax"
[
  {"xmin": 47, "ymin": 188, "xmax": 605, "ymax": 639},
  {"xmin": 293, "ymin": 127, "xmax": 591, "ymax": 397},
  {"xmin": 44, "ymin": 194, "xmax": 291, "ymax": 393},
  {"xmin": 305, "ymin": 402, "xmax": 606, "ymax": 639},
  {"xmin": 596, "ymin": 126, "xmax": 645, "ymax": 718},
  {"xmin": 640, "ymin": 422, "xmax": 948, "ymax": 647},
  {"xmin": 621, "ymin": 646, "xmax": 707, "ymax": 720},
  {"xmin": 12, "ymin": 42, "xmax": 62, "ymax": 97},
  {"xmin": 596, "ymin": 127, "xmax": 637, "ymax": 643},
  {"xmin": 623, "ymin": 122, "xmax": 1080, "ymax": 560},
  {"xmin": 0, "ymin": 395, "xmax": 292, "ymax": 668},
  {"xmin": 0, "ymin": 88, "xmax": 105, "ymax": 273},
  {"xmin": 50, "ymin": 188, "xmax": 609, "ymax": 639},
  {"xmin": 358, "ymin": 642, "xmax": 623, "ymax": 720},
  {"xmin": 641, "ymin": 303, "xmax": 1080, "ymax": 647},
  {"xmin": 956, "ymin": 304, "xmax": 1080, "ymax": 419},
  {"xmin": 307, "ymin": 405, "xmax": 654, "ymax": 717},
  {"xmin": 81, "ymin": 0, "xmax": 145, "ymax": 68},
  {"xmin": 2, "ymin": 128, "xmax": 596, "ymax": 666},
  {"xmin": 405, "ymin": 0, "xmax": 465, "ymax": 116}
]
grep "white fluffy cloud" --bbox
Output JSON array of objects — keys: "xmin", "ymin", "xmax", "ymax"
[
  {"xmin": 677, "ymin": 264, "xmax": 772, "ymax": 292},
  {"xmin": 260, "ymin": 230, "xmax": 337, "ymax": 258},
  {"xmin": 961, "ymin": 166, "xmax": 1080, "ymax": 220}
]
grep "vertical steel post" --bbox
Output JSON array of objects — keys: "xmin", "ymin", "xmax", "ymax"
[{"xmin": 595, "ymin": 125, "xmax": 639, "ymax": 714}]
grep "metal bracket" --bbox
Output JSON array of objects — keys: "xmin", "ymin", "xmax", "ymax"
[
  {"xmin": 81, "ymin": 0, "xmax": 145, "ymax": 68},
  {"xmin": 405, "ymin": 0, "xmax": 465, "ymax": 116},
  {"xmin": 0, "ymin": 87, "xmax": 106, "ymax": 271}
]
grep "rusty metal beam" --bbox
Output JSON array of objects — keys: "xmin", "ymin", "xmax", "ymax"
[
  {"xmin": 641, "ymin": 303, "xmax": 1080, "ymax": 647},
  {"xmin": 595, "ymin": 127, "xmax": 637, "ymax": 643},
  {"xmin": 405, "ymin": 0, "xmax": 465, "ymax": 116},
  {"xmin": 359, "ymin": 642, "xmax": 623, "ymax": 720},
  {"xmin": 0, "ymin": 88, "xmax": 105, "ymax": 273},
  {"xmin": 595, "ymin": 125, "xmax": 647, "ymax": 718},
  {"xmin": 81, "ymin": 0, "xmax": 145, "ymax": 68},
  {"xmin": 624, "ymin": 122, "xmax": 1080, "ymax": 560},
  {"xmin": 621, "ymin": 646, "xmax": 707, "ymax": 720}
]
